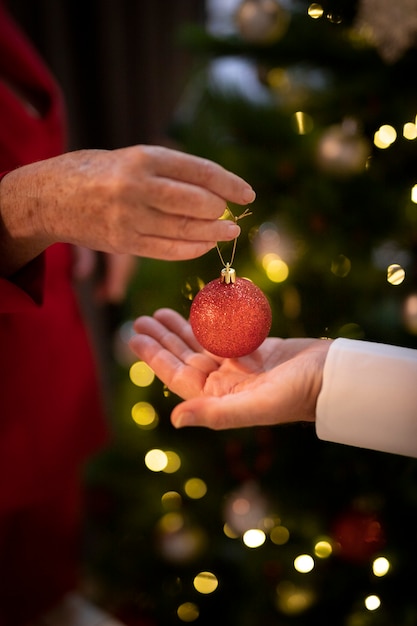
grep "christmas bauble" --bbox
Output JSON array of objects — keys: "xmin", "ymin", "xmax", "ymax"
[
  {"xmin": 316, "ymin": 120, "xmax": 371, "ymax": 176},
  {"xmin": 190, "ymin": 272, "xmax": 272, "ymax": 358},
  {"xmin": 235, "ymin": 0, "xmax": 290, "ymax": 44}
]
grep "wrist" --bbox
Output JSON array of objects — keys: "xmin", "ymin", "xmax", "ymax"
[{"xmin": 0, "ymin": 166, "xmax": 51, "ymax": 276}]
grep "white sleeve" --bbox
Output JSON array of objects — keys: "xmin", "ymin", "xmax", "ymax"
[{"xmin": 316, "ymin": 338, "xmax": 417, "ymax": 457}]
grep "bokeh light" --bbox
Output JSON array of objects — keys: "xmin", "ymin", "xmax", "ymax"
[
  {"xmin": 308, "ymin": 3, "xmax": 324, "ymax": 19},
  {"xmin": 263, "ymin": 254, "xmax": 289, "ymax": 282},
  {"xmin": 184, "ymin": 478, "xmax": 207, "ymax": 499},
  {"xmin": 276, "ymin": 581, "xmax": 316, "ymax": 615},
  {"xmin": 404, "ymin": 122, "xmax": 417, "ymax": 140},
  {"xmin": 131, "ymin": 401, "xmax": 158, "ymax": 429},
  {"xmin": 387, "ymin": 263, "xmax": 406, "ymax": 285},
  {"xmin": 374, "ymin": 124, "xmax": 397, "ymax": 149},
  {"xmin": 294, "ymin": 554, "xmax": 315, "ymax": 573},
  {"xmin": 331, "ymin": 254, "xmax": 351, "ymax": 277},
  {"xmin": 144, "ymin": 449, "xmax": 168, "ymax": 472},
  {"xmin": 270, "ymin": 525, "xmax": 290, "ymax": 545},
  {"xmin": 161, "ymin": 491, "xmax": 182, "ymax": 510},
  {"xmin": 292, "ymin": 111, "xmax": 314, "ymax": 135},
  {"xmin": 163, "ymin": 451, "xmax": 182, "ymax": 474},
  {"xmin": 365, "ymin": 595, "xmax": 381, "ymax": 611},
  {"xmin": 314, "ymin": 539, "xmax": 333, "ymax": 558},
  {"xmin": 129, "ymin": 361, "xmax": 155, "ymax": 387},
  {"xmin": 372, "ymin": 556, "xmax": 390, "ymax": 577},
  {"xmin": 243, "ymin": 529, "xmax": 266, "ymax": 548},
  {"xmin": 193, "ymin": 571, "xmax": 219, "ymax": 594},
  {"xmin": 177, "ymin": 602, "xmax": 199, "ymax": 622}
]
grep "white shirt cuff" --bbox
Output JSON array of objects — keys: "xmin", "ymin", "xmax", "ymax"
[{"xmin": 316, "ymin": 338, "xmax": 417, "ymax": 457}]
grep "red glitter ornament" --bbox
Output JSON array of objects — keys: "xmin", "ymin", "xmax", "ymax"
[{"xmin": 190, "ymin": 264, "xmax": 272, "ymax": 358}]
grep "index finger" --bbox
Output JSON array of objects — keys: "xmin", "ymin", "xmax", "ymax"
[{"xmin": 142, "ymin": 146, "xmax": 256, "ymax": 206}]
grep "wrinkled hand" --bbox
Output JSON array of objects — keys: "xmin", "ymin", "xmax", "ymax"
[
  {"xmin": 129, "ymin": 308, "xmax": 332, "ymax": 430},
  {"xmin": 0, "ymin": 145, "xmax": 255, "ymax": 276}
]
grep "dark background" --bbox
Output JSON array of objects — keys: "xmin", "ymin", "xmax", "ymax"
[{"xmin": 8, "ymin": 0, "xmax": 205, "ymax": 150}]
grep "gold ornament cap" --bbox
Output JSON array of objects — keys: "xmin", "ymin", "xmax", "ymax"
[{"xmin": 221, "ymin": 263, "xmax": 236, "ymax": 284}]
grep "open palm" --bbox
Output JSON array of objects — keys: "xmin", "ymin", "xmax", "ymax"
[{"xmin": 130, "ymin": 308, "xmax": 331, "ymax": 430}]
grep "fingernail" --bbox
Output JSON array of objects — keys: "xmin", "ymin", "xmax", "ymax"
[
  {"xmin": 174, "ymin": 412, "xmax": 194, "ymax": 428},
  {"xmin": 242, "ymin": 187, "xmax": 256, "ymax": 203}
]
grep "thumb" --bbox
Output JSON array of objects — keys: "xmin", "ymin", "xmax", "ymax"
[{"xmin": 171, "ymin": 392, "xmax": 268, "ymax": 431}]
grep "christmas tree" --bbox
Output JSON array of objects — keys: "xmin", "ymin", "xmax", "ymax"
[{"xmin": 84, "ymin": 1, "xmax": 417, "ymax": 624}]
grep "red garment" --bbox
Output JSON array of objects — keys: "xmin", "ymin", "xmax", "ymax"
[{"xmin": 0, "ymin": 4, "xmax": 108, "ymax": 623}]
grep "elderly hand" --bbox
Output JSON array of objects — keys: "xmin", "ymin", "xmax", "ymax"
[
  {"xmin": 0, "ymin": 145, "xmax": 255, "ymax": 276},
  {"xmin": 129, "ymin": 308, "xmax": 332, "ymax": 430}
]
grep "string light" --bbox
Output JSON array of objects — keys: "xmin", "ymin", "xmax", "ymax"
[
  {"xmin": 177, "ymin": 602, "xmax": 199, "ymax": 622},
  {"xmin": 372, "ymin": 556, "xmax": 390, "ymax": 577},
  {"xmin": 184, "ymin": 478, "xmax": 207, "ymax": 499},
  {"xmin": 404, "ymin": 122, "xmax": 417, "ymax": 140},
  {"xmin": 193, "ymin": 571, "xmax": 219, "ymax": 594},
  {"xmin": 242, "ymin": 528, "xmax": 266, "ymax": 548},
  {"xmin": 387, "ymin": 263, "xmax": 406, "ymax": 285},
  {"xmin": 131, "ymin": 401, "xmax": 158, "ymax": 429},
  {"xmin": 129, "ymin": 361, "xmax": 155, "ymax": 387},
  {"xmin": 314, "ymin": 539, "xmax": 333, "ymax": 558},
  {"xmin": 374, "ymin": 124, "xmax": 397, "ymax": 149},
  {"xmin": 364, "ymin": 595, "xmax": 381, "ymax": 611},
  {"xmin": 294, "ymin": 554, "xmax": 315, "ymax": 573},
  {"xmin": 292, "ymin": 111, "xmax": 314, "ymax": 135},
  {"xmin": 270, "ymin": 525, "xmax": 290, "ymax": 545},
  {"xmin": 144, "ymin": 449, "xmax": 168, "ymax": 472},
  {"xmin": 308, "ymin": 3, "xmax": 324, "ymax": 19}
]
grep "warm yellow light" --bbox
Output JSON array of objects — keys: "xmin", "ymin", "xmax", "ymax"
[
  {"xmin": 379, "ymin": 124, "xmax": 397, "ymax": 144},
  {"xmin": 270, "ymin": 525, "xmax": 290, "ymax": 545},
  {"xmin": 129, "ymin": 361, "xmax": 155, "ymax": 387},
  {"xmin": 374, "ymin": 130, "xmax": 390, "ymax": 149},
  {"xmin": 314, "ymin": 539, "xmax": 333, "ymax": 558},
  {"xmin": 387, "ymin": 263, "xmax": 405, "ymax": 285},
  {"xmin": 177, "ymin": 602, "xmax": 199, "ymax": 622},
  {"xmin": 404, "ymin": 122, "xmax": 417, "ymax": 140},
  {"xmin": 372, "ymin": 556, "xmax": 390, "ymax": 577},
  {"xmin": 264, "ymin": 256, "xmax": 289, "ymax": 283},
  {"xmin": 223, "ymin": 523, "xmax": 239, "ymax": 539},
  {"xmin": 411, "ymin": 184, "xmax": 417, "ymax": 203},
  {"xmin": 144, "ymin": 448, "xmax": 167, "ymax": 472},
  {"xmin": 243, "ymin": 528, "xmax": 266, "ymax": 548},
  {"xmin": 131, "ymin": 401, "xmax": 158, "ymax": 429},
  {"xmin": 162, "ymin": 450, "xmax": 181, "ymax": 474},
  {"xmin": 276, "ymin": 581, "xmax": 316, "ymax": 615},
  {"xmin": 184, "ymin": 478, "xmax": 207, "ymax": 499},
  {"xmin": 331, "ymin": 254, "xmax": 351, "ymax": 277},
  {"xmin": 308, "ymin": 3, "xmax": 324, "ymax": 18},
  {"xmin": 158, "ymin": 512, "xmax": 184, "ymax": 533},
  {"xmin": 292, "ymin": 111, "xmax": 314, "ymax": 135},
  {"xmin": 193, "ymin": 571, "xmax": 219, "ymax": 594},
  {"xmin": 365, "ymin": 595, "xmax": 381, "ymax": 611},
  {"xmin": 294, "ymin": 554, "xmax": 315, "ymax": 573},
  {"xmin": 161, "ymin": 491, "xmax": 182, "ymax": 510}
]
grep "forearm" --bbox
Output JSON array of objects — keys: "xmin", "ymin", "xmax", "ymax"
[
  {"xmin": 316, "ymin": 338, "xmax": 417, "ymax": 457},
  {"xmin": 0, "ymin": 166, "xmax": 50, "ymax": 277}
]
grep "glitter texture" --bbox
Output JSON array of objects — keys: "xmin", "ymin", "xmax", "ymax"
[{"xmin": 190, "ymin": 277, "xmax": 272, "ymax": 358}]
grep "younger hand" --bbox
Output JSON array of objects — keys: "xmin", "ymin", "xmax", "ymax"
[{"xmin": 129, "ymin": 308, "xmax": 332, "ymax": 430}]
